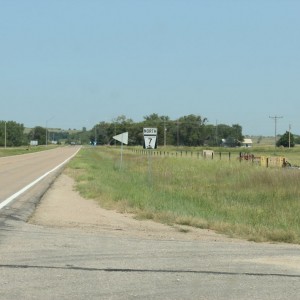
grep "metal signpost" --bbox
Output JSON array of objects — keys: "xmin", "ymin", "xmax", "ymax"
[
  {"xmin": 113, "ymin": 132, "xmax": 128, "ymax": 169},
  {"xmin": 143, "ymin": 128, "xmax": 157, "ymax": 185}
]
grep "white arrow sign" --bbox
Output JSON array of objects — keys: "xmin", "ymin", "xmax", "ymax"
[{"xmin": 113, "ymin": 132, "xmax": 128, "ymax": 145}]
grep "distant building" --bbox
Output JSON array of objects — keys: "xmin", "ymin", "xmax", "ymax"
[{"xmin": 242, "ymin": 138, "xmax": 253, "ymax": 147}]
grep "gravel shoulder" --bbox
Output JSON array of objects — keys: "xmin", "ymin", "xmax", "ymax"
[
  {"xmin": 3, "ymin": 172, "xmax": 300, "ymax": 300},
  {"xmin": 29, "ymin": 172, "xmax": 236, "ymax": 242}
]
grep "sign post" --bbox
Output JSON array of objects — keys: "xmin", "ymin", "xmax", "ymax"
[
  {"xmin": 143, "ymin": 128, "xmax": 158, "ymax": 185},
  {"xmin": 113, "ymin": 132, "xmax": 128, "ymax": 169}
]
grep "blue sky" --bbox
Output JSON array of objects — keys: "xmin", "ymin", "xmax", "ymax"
[{"xmin": 1, "ymin": 0, "xmax": 299, "ymax": 136}]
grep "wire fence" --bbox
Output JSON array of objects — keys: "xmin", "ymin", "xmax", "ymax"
[{"xmin": 131, "ymin": 148, "xmax": 293, "ymax": 168}]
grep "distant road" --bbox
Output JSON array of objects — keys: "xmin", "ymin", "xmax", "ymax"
[{"xmin": 0, "ymin": 146, "xmax": 81, "ymax": 210}]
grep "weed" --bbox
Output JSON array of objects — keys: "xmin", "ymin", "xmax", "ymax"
[{"xmin": 67, "ymin": 146, "xmax": 300, "ymax": 244}]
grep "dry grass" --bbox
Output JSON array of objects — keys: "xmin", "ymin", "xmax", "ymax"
[{"xmin": 68, "ymin": 146, "xmax": 300, "ymax": 244}]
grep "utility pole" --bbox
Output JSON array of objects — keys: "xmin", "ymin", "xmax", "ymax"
[
  {"xmin": 164, "ymin": 119, "xmax": 167, "ymax": 147},
  {"xmin": 215, "ymin": 120, "xmax": 218, "ymax": 146},
  {"xmin": 177, "ymin": 120, "xmax": 179, "ymax": 147},
  {"xmin": 289, "ymin": 124, "xmax": 291, "ymax": 149},
  {"xmin": 269, "ymin": 115, "xmax": 283, "ymax": 148},
  {"xmin": 4, "ymin": 121, "xmax": 7, "ymax": 149},
  {"xmin": 114, "ymin": 122, "xmax": 116, "ymax": 147},
  {"xmin": 46, "ymin": 116, "xmax": 54, "ymax": 146}
]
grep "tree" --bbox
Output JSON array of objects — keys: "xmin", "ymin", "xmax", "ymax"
[
  {"xmin": 0, "ymin": 121, "xmax": 25, "ymax": 146},
  {"xmin": 29, "ymin": 126, "xmax": 46, "ymax": 145},
  {"xmin": 87, "ymin": 113, "xmax": 244, "ymax": 147},
  {"xmin": 170, "ymin": 115, "xmax": 208, "ymax": 146},
  {"xmin": 202, "ymin": 124, "xmax": 217, "ymax": 146},
  {"xmin": 92, "ymin": 122, "xmax": 111, "ymax": 145},
  {"xmin": 276, "ymin": 131, "xmax": 295, "ymax": 147},
  {"xmin": 294, "ymin": 135, "xmax": 300, "ymax": 145},
  {"xmin": 231, "ymin": 124, "xmax": 243, "ymax": 143},
  {"xmin": 217, "ymin": 123, "xmax": 244, "ymax": 147}
]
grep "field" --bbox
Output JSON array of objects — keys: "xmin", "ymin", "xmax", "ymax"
[
  {"xmin": 0, "ymin": 145, "xmax": 58, "ymax": 157},
  {"xmin": 67, "ymin": 145, "xmax": 300, "ymax": 244}
]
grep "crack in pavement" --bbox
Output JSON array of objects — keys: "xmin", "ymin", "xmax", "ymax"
[{"xmin": 0, "ymin": 264, "xmax": 299, "ymax": 278}]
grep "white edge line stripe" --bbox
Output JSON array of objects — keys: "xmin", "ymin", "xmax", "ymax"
[{"xmin": 0, "ymin": 147, "xmax": 81, "ymax": 210}]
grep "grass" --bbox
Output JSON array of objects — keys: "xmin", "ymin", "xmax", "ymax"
[
  {"xmin": 67, "ymin": 146, "xmax": 300, "ymax": 244},
  {"xmin": 0, "ymin": 145, "xmax": 59, "ymax": 157}
]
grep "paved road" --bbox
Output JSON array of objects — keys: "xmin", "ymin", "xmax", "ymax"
[
  {"xmin": 0, "ymin": 146, "xmax": 81, "ymax": 207},
  {"xmin": 0, "ymin": 146, "xmax": 300, "ymax": 299},
  {"xmin": 1, "ymin": 219, "xmax": 299, "ymax": 300}
]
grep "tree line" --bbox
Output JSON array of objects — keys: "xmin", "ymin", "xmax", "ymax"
[
  {"xmin": 1, "ymin": 115, "xmax": 298, "ymax": 147},
  {"xmin": 91, "ymin": 114, "xmax": 244, "ymax": 147},
  {"xmin": 0, "ymin": 122, "xmax": 69, "ymax": 147},
  {"xmin": 0, "ymin": 115, "xmax": 242, "ymax": 147}
]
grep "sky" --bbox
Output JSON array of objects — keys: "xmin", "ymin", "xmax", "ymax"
[{"xmin": 1, "ymin": 0, "xmax": 299, "ymax": 136}]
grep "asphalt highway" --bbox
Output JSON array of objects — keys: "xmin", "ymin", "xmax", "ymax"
[{"xmin": 0, "ymin": 146, "xmax": 81, "ymax": 208}]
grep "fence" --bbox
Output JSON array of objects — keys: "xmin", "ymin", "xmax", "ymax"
[
  {"xmin": 131, "ymin": 149, "xmax": 233, "ymax": 160},
  {"xmin": 131, "ymin": 148, "xmax": 288, "ymax": 168}
]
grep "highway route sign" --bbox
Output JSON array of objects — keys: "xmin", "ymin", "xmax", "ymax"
[{"xmin": 143, "ymin": 128, "xmax": 157, "ymax": 149}]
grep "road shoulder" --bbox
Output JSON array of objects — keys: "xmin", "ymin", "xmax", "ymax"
[{"xmin": 29, "ymin": 172, "xmax": 236, "ymax": 242}]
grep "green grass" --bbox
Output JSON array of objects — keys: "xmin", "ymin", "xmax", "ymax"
[
  {"xmin": 67, "ymin": 146, "xmax": 300, "ymax": 244},
  {"xmin": 0, "ymin": 145, "xmax": 59, "ymax": 157}
]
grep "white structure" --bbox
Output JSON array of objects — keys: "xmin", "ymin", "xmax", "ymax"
[
  {"xmin": 242, "ymin": 138, "xmax": 253, "ymax": 147},
  {"xmin": 203, "ymin": 150, "xmax": 214, "ymax": 158},
  {"xmin": 30, "ymin": 140, "xmax": 38, "ymax": 146}
]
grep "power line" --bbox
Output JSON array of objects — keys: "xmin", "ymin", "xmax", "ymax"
[{"xmin": 269, "ymin": 115, "xmax": 283, "ymax": 147}]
